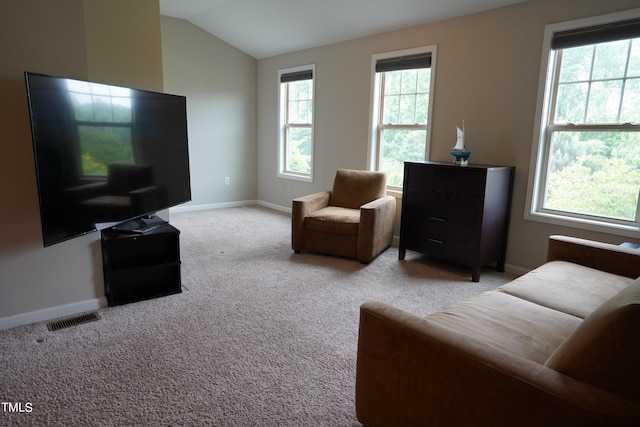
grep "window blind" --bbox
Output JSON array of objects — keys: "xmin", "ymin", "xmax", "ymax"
[
  {"xmin": 375, "ymin": 52, "xmax": 431, "ymax": 73},
  {"xmin": 280, "ymin": 69, "xmax": 313, "ymax": 83},
  {"xmin": 552, "ymin": 18, "xmax": 640, "ymax": 50}
]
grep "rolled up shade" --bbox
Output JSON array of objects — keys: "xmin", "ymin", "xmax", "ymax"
[
  {"xmin": 280, "ymin": 70, "xmax": 313, "ymax": 83},
  {"xmin": 552, "ymin": 18, "xmax": 640, "ymax": 50},
  {"xmin": 375, "ymin": 52, "xmax": 431, "ymax": 73}
]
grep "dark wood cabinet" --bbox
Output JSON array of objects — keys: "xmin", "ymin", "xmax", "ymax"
[
  {"xmin": 399, "ymin": 161, "xmax": 514, "ymax": 282},
  {"xmin": 101, "ymin": 223, "xmax": 182, "ymax": 306}
]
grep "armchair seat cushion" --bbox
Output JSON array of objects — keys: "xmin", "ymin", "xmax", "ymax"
[{"xmin": 305, "ymin": 207, "xmax": 360, "ymax": 236}]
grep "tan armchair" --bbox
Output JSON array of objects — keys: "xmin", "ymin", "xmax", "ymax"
[{"xmin": 292, "ymin": 169, "xmax": 396, "ymax": 263}]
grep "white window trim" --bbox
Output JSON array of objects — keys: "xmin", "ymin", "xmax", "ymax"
[
  {"xmin": 277, "ymin": 64, "xmax": 316, "ymax": 183},
  {"xmin": 524, "ymin": 9, "xmax": 640, "ymax": 238},
  {"xmin": 367, "ymin": 45, "xmax": 437, "ymax": 193}
]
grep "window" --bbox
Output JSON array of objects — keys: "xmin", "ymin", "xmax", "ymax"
[
  {"xmin": 67, "ymin": 80, "xmax": 134, "ymax": 176},
  {"xmin": 278, "ymin": 65, "xmax": 315, "ymax": 182},
  {"xmin": 527, "ymin": 11, "xmax": 640, "ymax": 236},
  {"xmin": 369, "ymin": 46, "xmax": 436, "ymax": 189}
]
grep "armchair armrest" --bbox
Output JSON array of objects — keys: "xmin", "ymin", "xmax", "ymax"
[
  {"xmin": 356, "ymin": 301, "xmax": 640, "ymax": 427},
  {"xmin": 547, "ymin": 235, "xmax": 640, "ymax": 278},
  {"xmin": 130, "ymin": 185, "xmax": 168, "ymax": 213},
  {"xmin": 64, "ymin": 181, "xmax": 108, "ymax": 203},
  {"xmin": 358, "ymin": 195, "xmax": 396, "ymax": 262},
  {"xmin": 291, "ymin": 191, "xmax": 330, "ymax": 251}
]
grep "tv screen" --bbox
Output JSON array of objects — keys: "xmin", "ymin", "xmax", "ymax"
[{"xmin": 25, "ymin": 72, "xmax": 192, "ymax": 246}]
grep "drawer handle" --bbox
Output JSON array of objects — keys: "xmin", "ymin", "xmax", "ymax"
[
  {"xmin": 428, "ymin": 238, "xmax": 444, "ymax": 244},
  {"xmin": 429, "ymin": 216, "xmax": 446, "ymax": 222}
]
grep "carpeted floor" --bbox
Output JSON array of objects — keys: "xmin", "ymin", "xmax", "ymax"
[{"xmin": 0, "ymin": 205, "xmax": 516, "ymax": 426}]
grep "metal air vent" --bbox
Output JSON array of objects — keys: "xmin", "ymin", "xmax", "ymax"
[{"xmin": 47, "ymin": 312, "xmax": 101, "ymax": 331}]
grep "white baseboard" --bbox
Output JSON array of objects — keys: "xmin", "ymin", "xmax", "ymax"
[
  {"xmin": 171, "ymin": 199, "xmax": 292, "ymax": 215},
  {"xmin": 257, "ymin": 200, "xmax": 291, "ymax": 214},
  {"xmin": 170, "ymin": 199, "xmax": 258, "ymax": 213},
  {"xmin": 0, "ymin": 297, "xmax": 107, "ymax": 331}
]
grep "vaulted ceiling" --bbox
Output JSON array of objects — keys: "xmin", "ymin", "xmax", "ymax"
[{"xmin": 159, "ymin": 0, "xmax": 527, "ymax": 59}]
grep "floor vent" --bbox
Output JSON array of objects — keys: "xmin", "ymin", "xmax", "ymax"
[{"xmin": 47, "ymin": 312, "xmax": 101, "ymax": 332}]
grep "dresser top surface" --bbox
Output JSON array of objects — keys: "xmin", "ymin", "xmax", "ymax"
[{"xmin": 405, "ymin": 160, "xmax": 514, "ymax": 171}]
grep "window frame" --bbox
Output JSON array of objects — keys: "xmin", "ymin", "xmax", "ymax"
[
  {"xmin": 277, "ymin": 64, "xmax": 316, "ymax": 183},
  {"xmin": 368, "ymin": 45, "xmax": 437, "ymax": 192},
  {"xmin": 525, "ymin": 9, "xmax": 640, "ymax": 238}
]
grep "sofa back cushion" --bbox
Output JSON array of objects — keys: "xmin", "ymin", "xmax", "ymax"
[
  {"xmin": 545, "ymin": 277, "xmax": 640, "ymax": 403},
  {"xmin": 330, "ymin": 169, "xmax": 386, "ymax": 209}
]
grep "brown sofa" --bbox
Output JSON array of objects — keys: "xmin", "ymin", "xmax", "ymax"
[{"xmin": 356, "ymin": 235, "xmax": 640, "ymax": 426}]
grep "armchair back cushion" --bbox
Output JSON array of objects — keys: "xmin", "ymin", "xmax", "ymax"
[
  {"xmin": 330, "ymin": 169, "xmax": 386, "ymax": 209},
  {"xmin": 545, "ymin": 277, "xmax": 640, "ymax": 403}
]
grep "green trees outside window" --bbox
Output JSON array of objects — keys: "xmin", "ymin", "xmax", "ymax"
[
  {"xmin": 283, "ymin": 77, "xmax": 313, "ymax": 176},
  {"xmin": 545, "ymin": 131, "xmax": 640, "ymax": 220},
  {"xmin": 379, "ymin": 68, "xmax": 431, "ymax": 187},
  {"xmin": 543, "ymin": 37, "xmax": 640, "ymax": 222}
]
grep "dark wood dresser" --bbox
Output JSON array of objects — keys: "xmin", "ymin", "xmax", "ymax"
[{"xmin": 399, "ymin": 161, "xmax": 514, "ymax": 281}]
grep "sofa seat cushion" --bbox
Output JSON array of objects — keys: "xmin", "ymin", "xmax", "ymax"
[
  {"xmin": 425, "ymin": 291, "xmax": 582, "ymax": 364},
  {"xmin": 498, "ymin": 261, "xmax": 633, "ymax": 319},
  {"xmin": 545, "ymin": 277, "xmax": 640, "ymax": 404},
  {"xmin": 305, "ymin": 206, "xmax": 360, "ymax": 236}
]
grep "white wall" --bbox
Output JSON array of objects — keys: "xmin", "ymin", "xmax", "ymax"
[
  {"xmin": 161, "ymin": 17, "xmax": 257, "ymax": 209},
  {"xmin": 255, "ymin": 0, "xmax": 640, "ymax": 272}
]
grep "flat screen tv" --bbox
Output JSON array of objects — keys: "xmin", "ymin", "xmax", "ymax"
[{"xmin": 25, "ymin": 72, "xmax": 192, "ymax": 246}]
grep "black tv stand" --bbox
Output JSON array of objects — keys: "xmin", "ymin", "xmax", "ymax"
[
  {"xmin": 111, "ymin": 215, "xmax": 167, "ymax": 234},
  {"xmin": 101, "ymin": 222, "xmax": 181, "ymax": 306}
]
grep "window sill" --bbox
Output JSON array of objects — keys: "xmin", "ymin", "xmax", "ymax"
[
  {"xmin": 386, "ymin": 187, "xmax": 403, "ymax": 199},
  {"xmin": 524, "ymin": 210, "xmax": 640, "ymax": 239},
  {"xmin": 277, "ymin": 171, "xmax": 312, "ymax": 183}
]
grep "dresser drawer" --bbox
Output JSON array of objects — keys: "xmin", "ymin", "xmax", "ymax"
[
  {"xmin": 405, "ymin": 187, "xmax": 479, "ymax": 220},
  {"xmin": 402, "ymin": 233, "xmax": 475, "ymax": 265},
  {"xmin": 405, "ymin": 164, "xmax": 485, "ymax": 194},
  {"xmin": 403, "ymin": 209, "xmax": 475, "ymax": 240}
]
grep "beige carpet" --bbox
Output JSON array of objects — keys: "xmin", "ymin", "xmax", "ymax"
[{"xmin": 0, "ymin": 205, "xmax": 516, "ymax": 426}]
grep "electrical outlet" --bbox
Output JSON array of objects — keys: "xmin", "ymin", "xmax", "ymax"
[{"xmin": 224, "ymin": 176, "xmax": 230, "ymax": 186}]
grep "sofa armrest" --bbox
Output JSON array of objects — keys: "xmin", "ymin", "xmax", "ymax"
[
  {"xmin": 291, "ymin": 191, "xmax": 331, "ymax": 251},
  {"xmin": 547, "ymin": 235, "xmax": 640, "ymax": 279},
  {"xmin": 357, "ymin": 196, "xmax": 396, "ymax": 263},
  {"xmin": 356, "ymin": 301, "xmax": 640, "ymax": 427}
]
